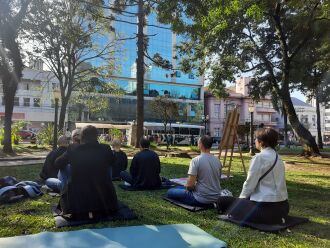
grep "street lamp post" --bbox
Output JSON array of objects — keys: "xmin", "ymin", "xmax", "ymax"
[
  {"xmin": 53, "ymin": 87, "xmax": 61, "ymax": 150},
  {"xmin": 248, "ymin": 102, "xmax": 255, "ymax": 155},
  {"xmin": 202, "ymin": 114, "xmax": 209, "ymax": 135}
]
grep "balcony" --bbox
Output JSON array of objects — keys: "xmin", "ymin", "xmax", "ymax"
[
  {"xmin": 239, "ymin": 120, "xmax": 278, "ymax": 126},
  {"xmin": 256, "ymin": 106, "xmax": 277, "ymax": 113}
]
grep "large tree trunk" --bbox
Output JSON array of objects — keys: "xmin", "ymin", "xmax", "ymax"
[
  {"xmin": 315, "ymin": 87, "xmax": 323, "ymax": 149},
  {"xmin": 164, "ymin": 123, "xmax": 169, "ymax": 150},
  {"xmin": 283, "ymin": 108, "xmax": 289, "ymax": 147},
  {"xmin": 281, "ymin": 89, "xmax": 320, "ymax": 155},
  {"xmin": 58, "ymin": 97, "xmax": 69, "ymax": 132},
  {"xmin": 0, "ymin": 1, "xmax": 28, "ymax": 153},
  {"xmin": 135, "ymin": 0, "xmax": 145, "ymax": 148},
  {"xmin": 2, "ymin": 77, "xmax": 16, "ymax": 153}
]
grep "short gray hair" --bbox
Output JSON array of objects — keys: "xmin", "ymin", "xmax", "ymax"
[
  {"xmin": 58, "ymin": 135, "xmax": 69, "ymax": 147},
  {"xmin": 71, "ymin": 129, "xmax": 81, "ymax": 143},
  {"xmin": 111, "ymin": 138, "xmax": 122, "ymax": 148}
]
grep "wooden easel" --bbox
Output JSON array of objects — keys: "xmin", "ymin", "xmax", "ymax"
[{"xmin": 218, "ymin": 108, "xmax": 246, "ymax": 178}]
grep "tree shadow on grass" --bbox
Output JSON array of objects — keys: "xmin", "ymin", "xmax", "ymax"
[{"xmin": 293, "ymin": 220, "xmax": 330, "ymax": 240}]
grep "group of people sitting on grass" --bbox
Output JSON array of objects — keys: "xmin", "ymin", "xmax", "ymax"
[{"xmin": 40, "ymin": 125, "xmax": 289, "ymax": 225}]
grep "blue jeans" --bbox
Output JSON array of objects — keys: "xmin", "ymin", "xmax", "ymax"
[
  {"xmin": 45, "ymin": 165, "xmax": 71, "ymax": 193},
  {"xmin": 167, "ymin": 186, "xmax": 211, "ymax": 207}
]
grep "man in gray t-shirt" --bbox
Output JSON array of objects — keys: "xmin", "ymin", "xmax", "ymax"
[
  {"xmin": 188, "ymin": 152, "xmax": 222, "ymax": 203},
  {"xmin": 167, "ymin": 136, "xmax": 222, "ymax": 206}
]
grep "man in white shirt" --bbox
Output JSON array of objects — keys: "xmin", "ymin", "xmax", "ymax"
[{"xmin": 167, "ymin": 135, "xmax": 222, "ymax": 206}]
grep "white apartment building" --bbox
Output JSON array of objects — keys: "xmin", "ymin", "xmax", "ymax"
[
  {"xmin": 0, "ymin": 64, "xmax": 66, "ymax": 130},
  {"xmin": 276, "ymin": 97, "xmax": 325, "ymax": 141}
]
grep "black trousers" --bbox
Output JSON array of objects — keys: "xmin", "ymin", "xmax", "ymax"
[
  {"xmin": 218, "ymin": 196, "xmax": 289, "ymax": 225},
  {"xmin": 120, "ymin": 171, "xmax": 134, "ymax": 185}
]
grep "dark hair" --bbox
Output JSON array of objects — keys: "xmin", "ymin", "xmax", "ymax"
[
  {"xmin": 258, "ymin": 123, "xmax": 265, "ymax": 128},
  {"xmin": 199, "ymin": 135, "xmax": 213, "ymax": 149},
  {"xmin": 139, "ymin": 137, "xmax": 150, "ymax": 149},
  {"xmin": 81, "ymin": 125, "xmax": 98, "ymax": 144},
  {"xmin": 255, "ymin": 128, "xmax": 278, "ymax": 149}
]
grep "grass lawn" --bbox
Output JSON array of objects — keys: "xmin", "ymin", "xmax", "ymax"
[{"xmin": 0, "ymin": 155, "xmax": 329, "ymax": 247}]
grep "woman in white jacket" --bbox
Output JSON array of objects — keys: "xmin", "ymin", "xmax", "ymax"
[{"xmin": 217, "ymin": 128, "xmax": 289, "ymax": 224}]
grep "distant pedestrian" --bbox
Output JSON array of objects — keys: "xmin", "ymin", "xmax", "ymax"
[{"xmin": 190, "ymin": 135, "xmax": 194, "ymax": 146}]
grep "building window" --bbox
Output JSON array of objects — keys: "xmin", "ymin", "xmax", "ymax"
[
  {"xmin": 14, "ymin": 97, "xmax": 19, "ymax": 106},
  {"xmin": 214, "ymin": 128, "xmax": 221, "ymax": 137},
  {"xmin": 26, "ymin": 84, "xmax": 29, "ymax": 90},
  {"xmin": 51, "ymin": 99, "xmax": 55, "ymax": 108},
  {"xmin": 33, "ymin": 98, "xmax": 40, "ymax": 107},
  {"xmin": 214, "ymin": 104, "xmax": 221, "ymax": 118},
  {"xmin": 188, "ymin": 73, "xmax": 195, "ymax": 79},
  {"xmin": 300, "ymin": 115, "xmax": 308, "ymax": 124},
  {"xmin": 312, "ymin": 115, "xmax": 316, "ymax": 126},
  {"xmin": 1, "ymin": 97, "xmax": 4, "ymax": 106},
  {"xmin": 23, "ymin": 98, "xmax": 30, "ymax": 107},
  {"xmin": 175, "ymin": 71, "xmax": 181, "ymax": 78}
]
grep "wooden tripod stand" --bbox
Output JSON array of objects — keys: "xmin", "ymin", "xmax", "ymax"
[{"xmin": 218, "ymin": 108, "xmax": 247, "ymax": 178}]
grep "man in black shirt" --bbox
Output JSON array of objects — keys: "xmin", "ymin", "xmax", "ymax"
[
  {"xmin": 120, "ymin": 138, "xmax": 161, "ymax": 189},
  {"xmin": 54, "ymin": 125, "xmax": 118, "ymax": 216}
]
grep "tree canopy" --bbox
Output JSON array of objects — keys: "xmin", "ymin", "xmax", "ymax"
[{"xmin": 157, "ymin": 0, "xmax": 330, "ymax": 154}]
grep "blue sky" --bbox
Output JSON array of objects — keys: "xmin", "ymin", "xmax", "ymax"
[{"xmin": 291, "ymin": 90, "xmax": 306, "ymax": 101}]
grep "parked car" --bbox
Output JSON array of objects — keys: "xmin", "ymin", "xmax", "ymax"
[{"xmin": 17, "ymin": 130, "xmax": 36, "ymax": 143}]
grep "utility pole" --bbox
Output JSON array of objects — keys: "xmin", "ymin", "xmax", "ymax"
[{"xmin": 135, "ymin": 0, "xmax": 145, "ymax": 147}]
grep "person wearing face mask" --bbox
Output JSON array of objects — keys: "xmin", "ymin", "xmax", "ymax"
[{"xmin": 217, "ymin": 128, "xmax": 289, "ymax": 225}]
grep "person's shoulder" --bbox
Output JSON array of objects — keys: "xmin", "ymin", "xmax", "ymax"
[
  {"xmin": 99, "ymin": 143, "xmax": 111, "ymax": 149},
  {"xmin": 149, "ymin": 149, "xmax": 159, "ymax": 156},
  {"xmin": 119, "ymin": 150, "xmax": 127, "ymax": 156},
  {"xmin": 98, "ymin": 143, "xmax": 113, "ymax": 153},
  {"xmin": 67, "ymin": 143, "xmax": 80, "ymax": 151},
  {"xmin": 191, "ymin": 154, "xmax": 203, "ymax": 164}
]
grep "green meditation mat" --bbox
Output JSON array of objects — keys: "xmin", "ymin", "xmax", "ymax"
[{"xmin": 0, "ymin": 224, "xmax": 227, "ymax": 248}]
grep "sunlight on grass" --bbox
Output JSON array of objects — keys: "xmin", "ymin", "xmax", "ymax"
[{"xmin": 0, "ymin": 155, "xmax": 329, "ymax": 247}]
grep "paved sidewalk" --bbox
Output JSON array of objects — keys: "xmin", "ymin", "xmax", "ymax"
[
  {"xmin": 0, "ymin": 151, "xmax": 48, "ymax": 161},
  {"xmin": 0, "ymin": 159, "xmax": 45, "ymax": 167}
]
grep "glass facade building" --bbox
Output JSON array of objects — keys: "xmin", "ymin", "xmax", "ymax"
[{"xmin": 104, "ymin": 7, "xmax": 204, "ymax": 124}]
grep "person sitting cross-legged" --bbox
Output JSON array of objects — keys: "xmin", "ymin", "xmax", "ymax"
[
  {"xmin": 54, "ymin": 125, "xmax": 118, "ymax": 217},
  {"xmin": 120, "ymin": 138, "xmax": 161, "ymax": 189},
  {"xmin": 43, "ymin": 130, "xmax": 80, "ymax": 193},
  {"xmin": 111, "ymin": 139, "xmax": 128, "ymax": 180},
  {"xmin": 41, "ymin": 136, "xmax": 69, "ymax": 187},
  {"xmin": 167, "ymin": 135, "xmax": 222, "ymax": 207},
  {"xmin": 217, "ymin": 128, "xmax": 289, "ymax": 225}
]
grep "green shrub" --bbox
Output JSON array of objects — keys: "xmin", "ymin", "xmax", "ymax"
[
  {"xmin": 0, "ymin": 120, "xmax": 27, "ymax": 145},
  {"xmin": 189, "ymin": 145, "xmax": 199, "ymax": 152},
  {"xmin": 36, "ymin": 123, "xmax": 62, "ymax": 145},
  {"xmin": 109, "ymin": 128, "xmax": 122, "ymax": 138}
]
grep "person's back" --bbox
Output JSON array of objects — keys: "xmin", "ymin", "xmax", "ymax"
[
  {"xmin": 111, "ymin": 139, "xmax": 128, "ymax": 179},
  {"xmin": 240, "ymin": 147, "xmax": 288, "ymax": 202},
  {"xmin": 189, "ymin": 153, "xmax": 222, "ymax": 203},
  {"xmin": 217, "ymin": 128, "xmax": 289, "ymax": 225},
  {"xmin": 40, "ymin": 136, "xmax": 68, "ymax": 180},
  {"xmin": 55, "ymin": 125, "xmax": 118, "ymax": 216},
  {"xmin": 130, "ymin": 139, "xmax": 161, "ymax": 189}
]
